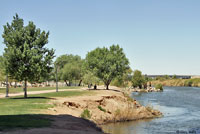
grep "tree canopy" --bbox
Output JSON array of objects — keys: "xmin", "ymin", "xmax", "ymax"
[
  {"xmin": 85, "ymin": 45, "xmax": 129, "ymax": 89},
  {"xmin": 2, "ymin": 14, "xmax": 55, "ymax": 98},
  {"xmin": 55, "ymin": 54, "xmax": 83, "ymax": 86},
  {"xmin": 132, "ymin": 70, "xmax": 145, "ymax": 89},
  {"xmin": 0, "ymin": 56, "xmax": 6, "ymax": 81},
  {"xmin": 61, "ymin": 62, "xmax": 82, "ymax": 86}
]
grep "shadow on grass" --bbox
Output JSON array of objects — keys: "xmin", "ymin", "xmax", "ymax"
[
  {"xmin": 0, "ymin": 114, "xmax": 103, "ymax": 133},
  {"xmin": 0, "ymin": 114, "xmax": 51, "ymax": 131}
]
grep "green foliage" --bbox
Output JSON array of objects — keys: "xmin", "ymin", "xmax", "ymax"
[
  {"xmin": 55, "ymin": 54, "xmax": 82, "ymax": 70},
  {"xmin": 55, "ymin": 54, "xmax": 83, "ymax": 85},
  {"xmin": 98, "ymin": 106, "xmax": 106, "ymax": 112},
  {"xmin": 184, "ymin": 80, "xmax": 193, "ymax": 87},
  {"xmin": 0, "ymin": 56, "xmax": 6, "ymax": 81},
  {"xmin": 81, "ymin": 109, "xmax": 91, "ymax": 119},
  {"xmin": 155, "ymin": 76, "xmax": 166, "ymax": 81},
  {"xmin": 132, "ymin": 70, "xmax": 145, "ymax": 89},
  {"xmin": 155, "ymin": 84, "xmax": 163, "ymax": 91},
  {"xmin": 2, "ymin": 14, "xmax": 55, "ymax": 97},
  {"xmin": 123, "ymin": 92, "xmax": 134, "ymax": 102},
  {"xmin": 164, "ymin": 75, "xmax": 170, "ymax": 80},
  {"xmin": 82, "ymin": 71, "xmax": 100, "ymax": 85},
  {"xmin": 184, "ymin": 78, "xmax": 200, "ymax": 87},
  {"xmin": 115, "ymin": 109, "xmax": 121, "ymax": 116},
  {"xmin": 61, "ymin": 62, "xmax": 81, "ymax": 86},
  {"xmin": 172, "ymin": 74, "xmax": 177, "ymax": 79},
  {"xmin": 85, "ymin": 45, "xmax": 129, "ymax": 89},
  {"xmin": 112, "ymin": 68, "xmax": 132, "ymax": 87}
]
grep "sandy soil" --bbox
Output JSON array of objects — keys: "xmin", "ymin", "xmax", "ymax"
[{"xmin": 47, "ymin": 86, "xmax": 162, "ymax": 125}]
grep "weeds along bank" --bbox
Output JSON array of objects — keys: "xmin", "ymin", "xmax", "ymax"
[
  {"xmin": 151, "ymin": 78, "xmax": 200, "ymax": 87},
  {"xmin": 47, "ymin": 89, "xmax": 162, "ymax": 125}
]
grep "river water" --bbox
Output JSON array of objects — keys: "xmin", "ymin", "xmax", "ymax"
[{"xmin": 102, "ymin": 87, "xmax": 200, "ymax": 134}]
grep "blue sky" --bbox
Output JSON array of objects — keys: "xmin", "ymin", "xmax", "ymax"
[{"xmin": 0, "ymin": 0, "xmax": 200, "ymax": 75}]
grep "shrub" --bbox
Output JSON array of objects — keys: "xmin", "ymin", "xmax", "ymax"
[
  {"xmin": 98, "ymin": 106, "xmax": 106, "ymax": 112},
  {"xmin": 115, "ymin": 109, "xmax": 121, "ymax": 117},
  {"xmin": 123, "ymin": 92, "xmax": 134, "ymax": 102},
  {"xmin": 81, "ymin": 109, "xmax": 91, "ymax": 119},
  {"xmin": 184, "ymin": 80, "xmax": 193, "ymax": 87},
  {"xmin": 155, "ymin": 84, "xmax": 163, "ymax": 91}
]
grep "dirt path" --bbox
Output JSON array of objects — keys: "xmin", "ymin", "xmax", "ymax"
[
  {"xmin": 0, "ymin": 85, "xmax": 121, "ymax": 98},
  {"xmin": 0, "ymin": 88, "xmax": 85, "ymax": 98}
]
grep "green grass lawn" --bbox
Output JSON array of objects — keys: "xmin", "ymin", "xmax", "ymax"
[
  {"xmin": 0, "ymin": 86, "xmax": 82, "ymax": 94},
  {"xmin": 0, "ymin": 90, "xmax": 93, "ymax": 131}
]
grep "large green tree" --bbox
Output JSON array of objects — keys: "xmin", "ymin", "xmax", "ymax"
[
  {"xmin": 61, "ymin": 62, "xmax": 81, "ymax": 86},
  {"xmin": 2, "ymin": 14, "xmax": 55, "ymax": 98},
  {"xmin": 82, "ymin": 71, "xmax": 100, "ymax": 87},
  {"xmin": 85, "ymin": 45, "xmax": 129, "ymax": 90},
  {"xmin": 55, "ymin": 54, "xmax": 83, "ymax": 86},
  {"xmin": 132, "ymin": 70, "xmax": 145, "ymax": 89},
  {"xmin": 113, "ymin": 68, "xmax": 133, "ymax": 88},
  {"xmin": 55, "ymin": 54, "xmax": 82, "ymax": 70}
]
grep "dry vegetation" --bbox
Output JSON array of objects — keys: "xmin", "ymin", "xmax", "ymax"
[{"xmin": 151, "ymin": 78, "xmax": 200, "ymax": 87}]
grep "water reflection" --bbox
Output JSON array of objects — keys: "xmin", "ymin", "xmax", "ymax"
[{"xmin": 102, "ymin": 119, "xmax": 153, "ymax": 134}]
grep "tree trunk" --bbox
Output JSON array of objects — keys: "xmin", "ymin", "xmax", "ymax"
[
  {"xmin": 14, "ymin": 81, "xmax": 17, "ymax": 88},
  {"xmin": 5, "ymin": 75, "xmax": 9, "ymax": 97},
  {"xmin": 24, "ymin": 80, "xmax": 27, "ymax": 98},
  {"xmin": 106, "ymin": 84, "xmax": 109, "ymax": 90},
  {"xmin": 78, "ymin": 80, "xmax": 82, "ymax": 86},
  {"xmin": 64, "ymin": 80, "xmax": 68, "ymax": 86},
  {"xmin": 9, "ymin": 82, "xmax": 12, "ymax": 87}
]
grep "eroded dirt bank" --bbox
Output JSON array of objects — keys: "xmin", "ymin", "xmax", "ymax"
[{"xmin": 48, "ymin": 87, "xmax": 162, "ymax": 125}]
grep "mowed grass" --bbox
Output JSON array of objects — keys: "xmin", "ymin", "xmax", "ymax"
[
  {"xmin": 0, "ymin": 90, "xmax": 94, "ymax": 131},
  {"xmin": 0, "ymin": 86, "xmax": 82, "ymax": 94}
]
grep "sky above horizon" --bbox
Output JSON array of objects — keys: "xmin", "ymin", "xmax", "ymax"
[{"xmin": 0, "ymin": 0, "xmax": 200, "ymax": 75}]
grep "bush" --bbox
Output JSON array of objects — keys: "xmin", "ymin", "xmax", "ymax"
[
  {"xmin": 123, "ymin": 92, "xmax": 134, "ymax": 102},
  {"xmin": 81, "ymin": 109, "xmax": 91, "ymax": 119},
  {"xmin": 184, "ymin": 80, "xmax": 193, "ymax": 87},
  {"xmin": 155, "ymin": 84, "xmax": 163, "ymax": 91},
  {"xmin": 98, "ymin": 106, "xmax": 106, "ymax": 112}
]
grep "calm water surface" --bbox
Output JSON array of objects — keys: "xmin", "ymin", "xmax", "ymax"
[{"xmin": 102, "ymin": 87, "xmax": 200, "ymax": 134}]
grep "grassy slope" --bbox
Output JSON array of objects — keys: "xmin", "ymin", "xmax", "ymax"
[
  {"xmin": 0, "ymin": 90, "xmax": 93, "ymax": 131},
  {"xmin": 0, "ymin": 86, "xmax": 82, "ymax": 94}
]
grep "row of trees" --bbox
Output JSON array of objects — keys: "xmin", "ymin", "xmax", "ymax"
[
  {"xmin": 54, "ymin": 44, "xmax": 130, "ymax": 90},
  {"xmin": 0, "ymin": 14, "xmax": 148, "ymax": 98}
]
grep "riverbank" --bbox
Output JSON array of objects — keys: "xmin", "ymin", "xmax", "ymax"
[
  {"xmin": 151, "ymin": 78, "xmax": 200, "ymax": 87},
  {"xmin": 47, "ymin": 86, "xmax": 162, "ymax": 126}
]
